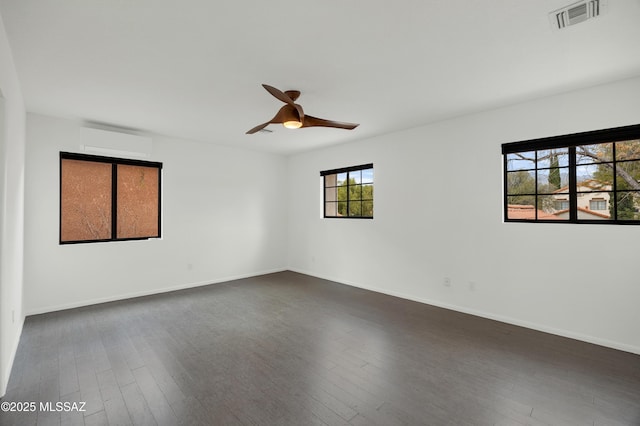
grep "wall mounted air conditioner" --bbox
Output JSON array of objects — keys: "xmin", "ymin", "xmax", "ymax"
[
  {"xmin": 80, "ymin": 127, "xmax": 153, "ymax": 158},
  {"xmin": 549, "ymin": 0, "xmax": 607, "ymax": 30}
]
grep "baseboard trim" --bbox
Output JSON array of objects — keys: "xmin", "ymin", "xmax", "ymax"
[
  {"xmin": 25, "ymin": 268, "xmax": 287, "ymax": 316},
  {"xmin": 1, "ymin": 315, "xmax": 24, "ymax": 398},
  {"xmin": 288, "ymin": 268, "xmax": 640, "ymax": 356}
]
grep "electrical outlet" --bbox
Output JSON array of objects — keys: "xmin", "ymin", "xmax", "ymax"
[{"xmin": 443, "ymin": 277, "xmax": 451, "ymax": 287}]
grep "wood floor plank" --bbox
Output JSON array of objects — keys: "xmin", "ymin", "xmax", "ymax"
[
  {"xmin": 131, "ymin": 348, "xmax": 186, "ymax": 405},
  {"xmin": 198, "ymin": 396, "xmax": 247, "ymax": 426},
  {"xmin": 103, "ymin": 395, "xmax": 133, "ymax": 426},
  {"xmin": 75, "ymin": 354, "xmax": 104, "ymax": 417},
  {"xmin": 131, "ymin": 366, "xmax": 178, "ymax": 426},
  {"xmin": 170, "ymin": 396, "xmax": 225, "ymax": 426},
  {"xmin": 120, "ymin": 381, "xmax": 158, "ymax": 426},
  {"xmin": 58, "ymin": 350, "xmax": 79, "ymax": 398},
  {"xmin": 59, "ymin": 391, "xmax": 86, "ymax": 426},
  {"xmin": 1, "ymin": 271, "xmax": 639, "ymax": 425},
  {"xmin": 83, "ymin": 410, "xmax": 109, "ymax": 426}
]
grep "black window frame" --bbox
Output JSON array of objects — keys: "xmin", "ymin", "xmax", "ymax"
[
  {"xmin": 321, "ymin": 163, "xmax": 374, "ymax": 219},
  {"xmin": 60, "ymin": 151, "xmax": 163, "ymax": 244},
  {"xmin": 502, "ymin": 123, "xmax": 640, "ymax": 225}
]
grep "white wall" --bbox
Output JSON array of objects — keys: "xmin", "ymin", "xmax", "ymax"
[
  {"xmin": 23, "ymin": 114, "xmax": 288, "ymax": 314},
  {"xmin": 287, "ymin": 75, "xmax": 640, "ymax": 354},
  {"xmin": 0, "ymin": 13, "xmax": 26, "ymax": 397}
]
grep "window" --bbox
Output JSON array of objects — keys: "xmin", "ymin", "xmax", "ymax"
[
  {"xmin": 60, "ymin": 152, "xmax": 162, "ymax": 243},
  {"xmin": 589, "ymin": 198, "xmax": 607, "ymax": 210},
  {"xmin": 502, "ymin": 124, "xmax": 640, "ymax": 224},
  {"xmin": 321, "ymin": 164, "xmax": 373, "ymax": 218},
  {"xmin": 555, "ymin": 200, "xmax": 570, "ymax": 210}
]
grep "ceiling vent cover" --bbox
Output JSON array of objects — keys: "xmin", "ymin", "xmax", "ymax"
[{"xmin": 550, "ymin": 0, "xmax": 607, "ymax": 29}]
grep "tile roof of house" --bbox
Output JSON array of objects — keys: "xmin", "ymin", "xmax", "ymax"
[
  {"xmin": 507, "ymin": 204, "xmax": 561, "ymax": 220},
  {"xmin": 576, "ymin": 206, "xmax": 610, "ymax": 219}
]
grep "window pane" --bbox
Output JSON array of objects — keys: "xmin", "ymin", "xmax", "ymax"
[
  {"xmin": 325, "ymin": 187, "xmax": 337, "ymax": 202},
  {"xmin": 350, "ymin": 170, "xmax": 362, "ymax": 184},
  {"xmin": 116, "ymin": 164, "xmax": 160, "ymax": 239},
  {"xmin": 506, "ymin": 170, "xmax": 535, "ymax": 195},
  {"xmin": 325, "ymin": 201, "xmax": 337, "ymax": 217},
  {"xmin": 537, "ymin": 149, "xmax": 568, "ymax": 168},
  {"xmin": 337, "ymin": 172, "xmax": 347, "ymax": 186},
  {"xmin": 506, "ymin": 152, "xmax": 535, "ymax": 171},
  {"xmin": 324, "ymin": 173, "xmax": 337, "ymax": 188},
  {"xmin": 351, "ymin": 184, "xmax": 362, "ymax": 199},
  {"xmin": 576, "ymin": 164, "xmax": 613, "ymax": 188},
  {"xmin": 616, "ymin": 191, "xmax": 640, "ymax": 220},
  {"xmin": 337, "ymin": 185, "xmax": 347, "ymax": 202},
  {"xmin": 507, "ymin": 194, "xmax": 536, "ymax": 208},
  {"xmin": 576, "ymin": 143, "xmax": 612, "ymax": 164},
  {"xmin": 506, "ymin": 198, "xmax": 536, "ymax": 220},
  {"xmin": 362, "ymin": 184, "xmax": 373, "ymax": 200},
  {"xmin": 338, "ymin": 201, "xmax": 347, "ymax": 216},
  {"xmin": 615, "ymin": 139, "xmax": 640, "ymax": 161},
  {"xmin": 537, "ymin": 195, "xmax": 569, "ymax": 220},
  {"xmin": 614, "ymin": 160, "xmax": 640, "ymax": 190},
  {"xmin": 537, "ymin": 167, "xmax": 568, "ymax": 193},
  {"xmin": 362, "ymin": 200, "xmax": 373, "ymax": 217},
  {"xmin": 61, "ymin": 159, "xmax": 112, "ymax": 242},
  {"xmin": 361, "ymin": 168, "xmax": 374, "ymax": 184},
  {"xmin": 577, "ymin": 191, "xmax": 612, "ymax": 219},
  {"xmin": 349, "ymin": 200, "xmax": 362, "ymax": 217}
]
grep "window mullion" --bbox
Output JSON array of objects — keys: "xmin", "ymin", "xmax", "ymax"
[
  {"xmin": 568, "ymin": 146, "xmax": 577, "ymax": 222},
  {"xmin": 612, "ymin": 142, "xmax": 617, "ymax": 220},
  {"xmin": 346, "ymin": 172, "xmax": 351, "ymax": 217},
  {"xmin": 535, "ymin": 151, "xmax": 539, "ymax": 220},
  {"xmin": 112, "ymin": 163, "xmax": 118, "ymax": 240},
  {"xmin": 157, "ymin": 166, "xmax": 162, "ymax": 238},
  {"xmin": 503, "ymin": 155, "xmax": 509, "ymax": 220}
]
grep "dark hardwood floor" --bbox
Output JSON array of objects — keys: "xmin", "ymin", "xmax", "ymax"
[{"xmin": 1, "ymin": 271, "xmax": 639, "ymax": 425}]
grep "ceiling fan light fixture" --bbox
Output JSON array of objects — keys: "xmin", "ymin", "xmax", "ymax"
[
  {"xmin": 282, "ymin": 105, "xmax": 303, "ymax": 129},
  {"xmin": 246, "ymin": 84, "xmax": 359, "ymax": 134},
  {"xmin": 283, "ymin": 120, "xmax": 302, "ymax": 129}
]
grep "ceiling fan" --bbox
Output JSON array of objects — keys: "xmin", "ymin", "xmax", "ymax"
[{"xmin": 246, "ymin": 84, "xmax": 359, "ymax": 134}]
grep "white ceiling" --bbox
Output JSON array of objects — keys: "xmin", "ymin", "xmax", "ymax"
[{"xmin": 1, "ymin": 0, "xmax": 640, "ymax": 155}]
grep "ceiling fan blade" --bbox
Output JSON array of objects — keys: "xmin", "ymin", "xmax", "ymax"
[
  {"xmin": 262, "ymin": 84, "xmax": 295, "ymax": 105},
  {"xmin": 262, "ymin": 84, "xmax": 304, "ymax": 121},
  {"xmin": 302, "ymin": 115, "xmax": 359, "ymax": 130},
  {"xmin": 246, "ymin": 121, "xmax": 270, "ymax": 134}
]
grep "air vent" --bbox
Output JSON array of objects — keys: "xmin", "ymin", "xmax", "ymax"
[{"xmin": 549, "ymin": 0, "xmax": 607, "ymax": 29}]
